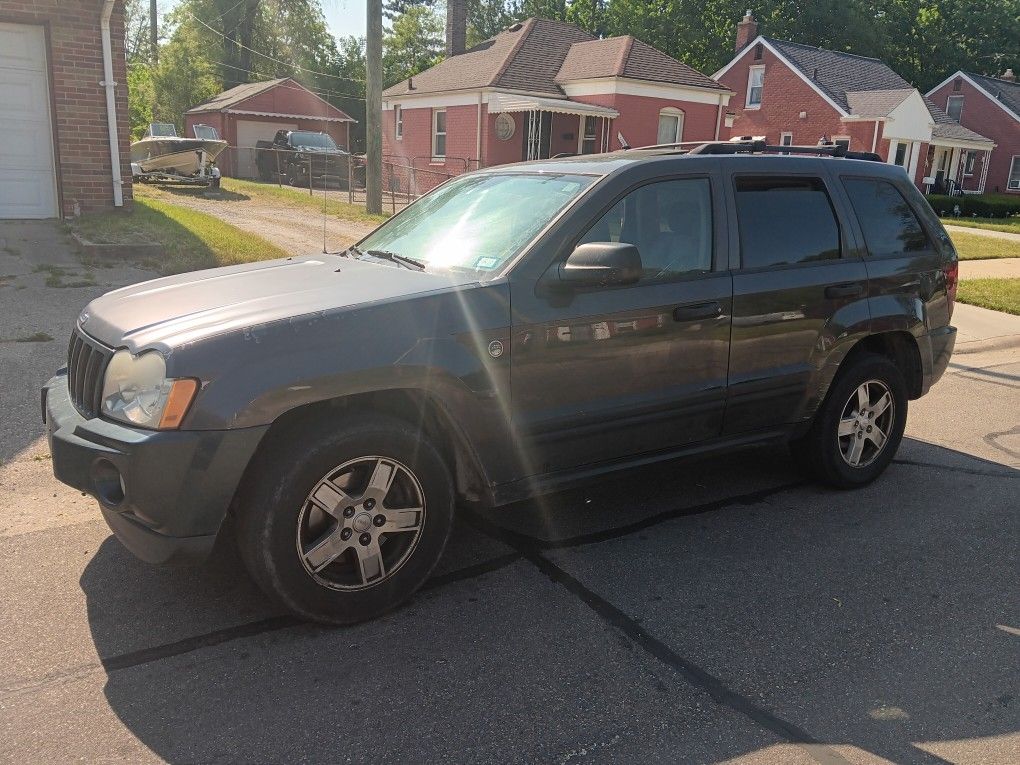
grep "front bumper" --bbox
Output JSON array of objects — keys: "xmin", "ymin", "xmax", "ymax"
[{"xmin": 43, "ymin": 373, "xmax": 267, "ymax": 565}]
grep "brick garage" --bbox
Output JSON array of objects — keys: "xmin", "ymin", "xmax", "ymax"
[{"xmin": 0, "ymin": 0, "xmax": 132, "ymax": 218}]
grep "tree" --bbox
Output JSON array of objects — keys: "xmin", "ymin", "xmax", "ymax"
[{"xmin": 383, "ymin": 5, "xmax": 444, "ymax": 86}]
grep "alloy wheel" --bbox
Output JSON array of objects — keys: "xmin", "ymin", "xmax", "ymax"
[
  {"xmin": 837, "ymin": 379, "xmax": 895, "ymax": 468},
  {"xmin": 296, "ymin": 456, "xmax": 426, "ymax": 590}
]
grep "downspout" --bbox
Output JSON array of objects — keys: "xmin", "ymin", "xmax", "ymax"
[
  {"xmin": 476, "ymin": 92, "xmax": 483, "ymax": 169},
  {"xmin": 714, "ymin": 94, "xmax": 724, "ymax": 140},
  {"xmin": 101, "ymin": 0, "xmax": 124, "ymax": 207},
  {"xmin": 871, "ymin": 120, "xmax": 880, "ymax": 153}
]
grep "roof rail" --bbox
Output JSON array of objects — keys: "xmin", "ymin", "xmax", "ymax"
[{"xmin": 685, "ymin": 140, "xmax": 883, "ymax": 162}]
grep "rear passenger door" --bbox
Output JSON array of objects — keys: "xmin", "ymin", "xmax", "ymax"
[{"xmin": 723, "ymin": 161, "xmax": 870, "ymax": 434}]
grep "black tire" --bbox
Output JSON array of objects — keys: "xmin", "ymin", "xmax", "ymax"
[
  {"xmin": 234, "ymin": 414, "xmax": 454, "ymax": 624},
  {"xmin": 791, "ymin": 353, "xmax": 907, "ymax": 488}
]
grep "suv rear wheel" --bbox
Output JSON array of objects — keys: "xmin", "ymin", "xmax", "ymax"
[
  {"xmin": 792, "ymin": 353, "xmax": 907, "ymax": 488},
  {"xmin": 235, "ymin": 414, "xmax": 454, "ymax": 624}
]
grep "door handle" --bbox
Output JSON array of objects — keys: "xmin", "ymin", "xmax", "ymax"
[
  {"xmin": 673, "ymin": 301, "xmax": 722, "ymax": 322},
  {"xmin": 825, "ymin": 283, "xmax": 863, "ymax": 299}
]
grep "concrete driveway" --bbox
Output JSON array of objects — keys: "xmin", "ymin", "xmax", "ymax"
[{"xmin": 1, "ymin": 221, "xmax": 1018, "ymax": 764}]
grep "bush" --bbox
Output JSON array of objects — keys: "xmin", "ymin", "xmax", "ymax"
[{"xmin": 927, "ymin": 194, "xmax": 1020, "ymax": 219}]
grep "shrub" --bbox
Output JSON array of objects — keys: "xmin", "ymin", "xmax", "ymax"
[{"xmin": 927, "ymin": 194, "xmax": 1020, "ymax": 219}]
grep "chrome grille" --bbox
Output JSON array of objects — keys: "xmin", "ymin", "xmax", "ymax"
[{"xmin": 67, "ymin": 328, "xmax": 113, "ymax": 419}]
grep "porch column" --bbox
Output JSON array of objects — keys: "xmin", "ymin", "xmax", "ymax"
[{"xmin": 978, "ymin": 148, "xmax": 991, "ymax": 193}]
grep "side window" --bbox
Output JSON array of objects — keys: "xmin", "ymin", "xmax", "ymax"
[
  {"xmin": 734, "ymin": 176, "xmax": 841, "ymax": 268},
  {"xmin": 842, "ymin": 178, "xmax": 930, "ymax": 257},
  {"xmin": 578, "ymin": 178, "xmax": 713, "ymax": 281}
]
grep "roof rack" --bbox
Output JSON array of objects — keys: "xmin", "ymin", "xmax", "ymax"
[{"xmin": 629, "ymin": 140, "xmax": 882, "ymax": 162}]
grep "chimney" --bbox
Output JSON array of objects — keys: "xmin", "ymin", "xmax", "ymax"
[
  {"xmin": 446, "ymin": 0, "xmax": 467, "ymax": 57},
  {"xmin": 1002, "ymin": 68, "xmax": 1016, "ymax": 83},
  {"xmin": 735, "ymin": 9, "xmax": 758, "ymax": 53}
]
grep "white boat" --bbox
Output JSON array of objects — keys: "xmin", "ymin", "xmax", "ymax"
[{"xmin": 130, "ymin": 123, "xmax": 227, "ymax": 178}]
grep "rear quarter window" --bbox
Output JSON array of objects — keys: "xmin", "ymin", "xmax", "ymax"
[
  {"xmin": 841, "ymin": 177, "xmax": 930, "ymax": 257},
  {"xmin": 734, "ymin": 176, "xmax": 841, "ymax": 269}
]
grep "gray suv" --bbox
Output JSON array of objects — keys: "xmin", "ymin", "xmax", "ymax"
[{"xmin": 44, "ymin": 141, "xmax": 958, "ymax": 624}]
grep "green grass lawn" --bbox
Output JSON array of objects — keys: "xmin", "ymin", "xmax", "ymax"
[
  {"xmin": 75, "ymin": 196, "xmax": 288, "ymax": 274},
  {"xmin": 956, "ymin": 278, "xmax": 1020, "ymax": 315},
  {"xmin": 220, "ymin": 178, "xmax": 389, "ymax": 225},
  {"xmin": 948, "ymin": 229, "xmax": 1020, "ymax": 260},
  {"xmin": 942, "ymin": 217, "xmax": 1020, "ymax": 235}
]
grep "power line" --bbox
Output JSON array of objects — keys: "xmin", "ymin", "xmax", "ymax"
[
  {"xmin": 200, "ymin": 57, "xmax": 367, "ymax": 101},
  {"xmin": 187, "ymin": 10, "xmax": 367, "ymax": 83}
]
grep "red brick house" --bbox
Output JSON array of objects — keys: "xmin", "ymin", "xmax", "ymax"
[
  {"xmin": 381, "ymin": 17, "xmax": 732, "ymax": 191},
  {"xmin": 0, "ymin": 0, "xmax": 132, "ymax": 218},
  {"xmin": 927, "ymin": 70, "xmax": 1020, "ymax": 195},
  {"xmin": 714, "ymin": 12, "xmax": 994, "ymax": 193},
  {"xmin": 185, "ymin": 77, "xmax": 355, "ymax": 179}
]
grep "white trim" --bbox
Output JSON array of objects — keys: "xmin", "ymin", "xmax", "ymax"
[
  {"xmin": 945, "ymin": 94, "xmax": 964, "ymax": 121},
  {"xmin": 225, "ymin": 109, "xmax": 354, "ymax": 123},
  {"xmin": 577, "ymin": 114, "xmax": 597, "ymax": 154},
  {"xmin": 487, "ymin": 92, "xmax": 618, "ymax": 118},
  {"xmin": 907, "ymin": 141, "xmax": 920, "ymax": 180},
  {"xmin": 832, "ymin": 134, "xmax": 851, "ymax": 150},
  {"xmin": 560, "ymin": 77, "xmax": 732, "ymax": 105},
  {"xmin": 432, "ymin": 108, "xmax": 446, "ymax": 158},
  {"xmin": 745, "ymin": 65, "xmax": 765, "ymax": 109},
  {"xmin": 930, "ymin": 136, "xmax": 997, "ymax": 151},
  {"xmin": 1008, "ymin": 156, "xmax": 1020, "ymax": 191},
  {"xmin": 779, "ymin": 131, "xmax": 793, "ymax": 146},
  {"xmin": 656, "ymin": 107, "xmax": 685, "ymax": 143},
  {"xmin": 713, "ymin": 35, "xmax": 850, "ymax": 116},
  {"xmin": 926, "ymin": 71, "xmax": 1020, "ymax": 124},
  {"xmin": 384, "ymin": 90, "xmax": 488, "ymax": 109}
]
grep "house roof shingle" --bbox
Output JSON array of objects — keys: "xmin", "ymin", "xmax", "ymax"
[
  {"xmin": 962, "ymin": 72, "xmax": 1020, "ymax": 119},
  {"xmin": 844, "ymin": 88, "xmax": 914, "ymax": 118},
  {"xmin": 923, "ymin": 96, "xmax": 995, "ymax": 143},
  {"xmin": 556, "ymin": 36, "xmax": 727, "ymax": 91},
  {"xmin": 187, "ymin": 78, "xmax": 288, "ymax": 113},
  {"xmin": 765, "ymin": 38, "xmax": 911, "ymax": 112},
  {"xmin": 383, "ymin": 18, "xmax": 726, "ymax": 98}
]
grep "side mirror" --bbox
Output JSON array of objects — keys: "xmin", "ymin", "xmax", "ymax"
[{"xmin": 558, "ymin": 242, "xmax": 642, "ymax": 288}]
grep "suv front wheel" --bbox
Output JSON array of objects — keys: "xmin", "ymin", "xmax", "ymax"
[
  {"xmin": 792, "ymin": 353, "xmax": 907, "ymax": 488},
  {"xmin": 235, "ymin": 414, "xmax": 454, "ymax": 624}
]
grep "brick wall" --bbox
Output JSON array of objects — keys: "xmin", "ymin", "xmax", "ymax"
[
  {"xmin": 928, "ymin": 76, "xmax": 1020, "ymax": 194},
  {"xmin": 0, "ymin": 0, "xmax": 133, "ymax": 216},
  {"xmin": 572, "ymin": 92, "xmax": 722, "ymax": 149}
]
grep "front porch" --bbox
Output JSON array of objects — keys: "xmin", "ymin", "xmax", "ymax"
[
  {"xmin": 486, "ymin": 93, "xmax": 618, "ymax": 163},
  {"xmin": 923, "ymin": 140, "xmax": 996, "ymax": 195}
]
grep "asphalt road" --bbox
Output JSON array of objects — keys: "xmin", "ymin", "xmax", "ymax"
[{"xmin": 1, "ymin": 221, "xmax": 1018, "ymax": 764}]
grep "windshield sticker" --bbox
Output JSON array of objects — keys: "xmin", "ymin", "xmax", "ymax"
[{"xmin": 475, "ymin": 256, "xmax": 499, "ymax": 270}]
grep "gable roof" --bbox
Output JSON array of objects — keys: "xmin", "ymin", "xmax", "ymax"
[
  {"xmin": 924, "ymin": 95, "xmax": 995, "ymax": 143},
  {"xmin": 187, "ymin": 78, "xmax": 288, "ymax": 113},
  {"xmin": 765, "ymin": 39, "xmax": 911, "ymax": 113},
  {"xmin": 556, "ymin": 36, "xmax": 727, "ymax": 91},
  {"xmin": 383, "ymin": 17, "xmax": 725, "ymax": 98},
  {"xmin": 965, "ymin": 72, "xmax": 1020, "ymax": 118},
  {"xmin": 845, "ymin": 88, "xmax": 914, "ymax": 118}
]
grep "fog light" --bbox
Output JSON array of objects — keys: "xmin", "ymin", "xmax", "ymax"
[{"xmin": 91, "ymin": 459, "xmax": 125, "ymax": 506}]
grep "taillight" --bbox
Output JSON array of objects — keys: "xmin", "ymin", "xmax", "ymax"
[{"xmin": 944, "ymin": 260, "xmax": 958, "ymax": 320}]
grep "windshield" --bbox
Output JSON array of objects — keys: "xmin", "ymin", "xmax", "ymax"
[
  {"xmin": 148, "ymin": 122, "xmax": 177, "ymax": 137},
  {"xmin": 291, "ymin": 131, "xmax": 337, "ymax": 149},
  {"xmin": 357, "ymin": 172, "xmax": 596, "ymax": 274},
  {"xmin": 192, "ymin": 124, "xmax": 221, "ymax": 140}
]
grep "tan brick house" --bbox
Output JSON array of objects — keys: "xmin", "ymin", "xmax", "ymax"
[{"xmin": 0, "ymin": 0, "xmax": 132, "ymax": 218}]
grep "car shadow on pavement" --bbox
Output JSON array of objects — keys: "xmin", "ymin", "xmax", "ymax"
[{"xmin": 79, "ymin": 440, "xmax": 1018, "ymax": 763}]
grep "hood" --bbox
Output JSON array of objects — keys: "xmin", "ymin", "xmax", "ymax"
[{"xmin": 81, "ymin": 255, "xmax": 479, "ymax": 353}]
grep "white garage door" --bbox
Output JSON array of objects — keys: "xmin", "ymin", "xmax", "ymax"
[
  {"xmin": 0, "ymin": 23, "xmax": 58, "ymax": 218},
  {"xmin": 235, "ymin": 119, "xmax": 298, "ymax": 179}
]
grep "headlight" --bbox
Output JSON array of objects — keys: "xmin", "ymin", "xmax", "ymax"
[{"xmin": 100, "ymin": 350, "xmax": 198, "ymax": 429}]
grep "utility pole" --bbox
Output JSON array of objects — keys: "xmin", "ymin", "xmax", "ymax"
[
  {"xmin": 149, "ymin": 0, "xmax": 158, "ymax": 62},
  {"xmin": 365, "ymin": 0, "xmax": 382, "ymax": 214}
]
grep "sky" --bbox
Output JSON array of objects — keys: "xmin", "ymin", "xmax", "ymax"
[{"xmin": 160, "ymin": 0, "xmax": 368, "ymax": 42}]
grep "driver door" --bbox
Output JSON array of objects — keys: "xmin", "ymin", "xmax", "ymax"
[{"xmin": 508, "ymin": 174, "xmax": 733, "ymax": 476}]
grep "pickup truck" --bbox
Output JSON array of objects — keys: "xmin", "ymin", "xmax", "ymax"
[{"xmin": 255, "ymin": 129, "xmax": 350, "ymax": 187}]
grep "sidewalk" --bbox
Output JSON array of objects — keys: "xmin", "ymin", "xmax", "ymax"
[
  {"xmin": 944, "ymin": 223, "xmax": 1020, "ymax": 243},
  {"xmin": 952, "ymin": 302, "xmax": 1020, "ymax": 351},
  {"xmin": 959, "ymin": 257, "xmax": 1020, "ymax": 279}
]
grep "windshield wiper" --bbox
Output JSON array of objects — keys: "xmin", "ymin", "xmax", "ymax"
[{"xmin": 363, "ymin": 249, "xmax": 426, "ymax": 271}]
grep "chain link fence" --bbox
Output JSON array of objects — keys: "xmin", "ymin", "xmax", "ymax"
[{"xmin": 220, "ymin": 146, "xmax": 478, "ymax": 214}]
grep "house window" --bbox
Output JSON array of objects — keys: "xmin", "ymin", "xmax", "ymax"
[
  {"xmin": 833, "ymin": 136, "xmax": 851, "ymax": 151},
  {"xmin": 780, "ymin": 132, "xmax": 793, "ymax": 146},
  {"xmin": 892, "ymin": 141, "xmax": 908, "ymax": 167},
  {"xmin": 432, "ymin": 109, "xmax": 446, "ymax": 158},
  {"xmin": 746, "ymin": 66, "xmax": 765, "ymax": 108},
  {"xmin": 964, "ymin": 151, "xmax": 977, "ymax": 176},
  {"xmin": 579, "ymin": 116, "xmax": 597, "ymax": 154},
  {"xmin": 946, "ymin": 95, "xmax": 964, "ymax": 121},
  {"xmin": 656, "ymin": 108, "xmax": 684, "ymax": 145},
  {"xmin": 1008, "ymin": 156, "xmax": 1020, "ymax": 190},
  {"xmin": 753, "ymin": 42, "xmax": 763, "ymax": 61},
  {"xmin": 394, "ymin": 105, "xmax": 403, "ymax": 140}
]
